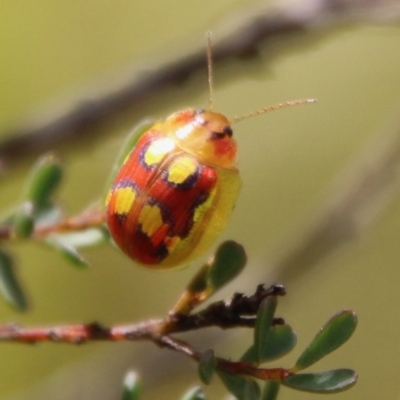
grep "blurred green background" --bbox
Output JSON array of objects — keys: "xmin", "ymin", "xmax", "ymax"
[{"xmin": 1, "ymin": 0, "xmax": 400, "ymax": 399}]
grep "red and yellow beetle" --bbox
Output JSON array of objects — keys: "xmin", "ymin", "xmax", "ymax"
[{"xmin": 106, "ymin": 35, "xmax": 315, "ymax": 269}]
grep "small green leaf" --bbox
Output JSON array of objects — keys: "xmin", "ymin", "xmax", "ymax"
[
  {"xmin": 49, "ymin": 227, "xmax": 109, "ymax": 249},
  {"xmin": 25, "ymin": 154, "xmax": 63, "ymax": 209},
  {"xmin": 294, "ymin": 310, "xmax": 357, "ymax": 371},
  {"xmin": 198, "ymin": 349, "xmax": 217, "ymax": 385},
  {"xmin": 0, "ymin": 249, "xmax": 28, "ymax": 311},
  {"xmin": 121, "ymin": 371, "xmax": 141, "ymax": 400},
  {"xmin": 174, "ymin": 241, "xmax": 246, "ymax": 314},
  {"xmin": 180, "ymin": 387, "xmax": 205, "ymax": 400},
  {"xmin": 13, "ymin": 202, "xmax": 34, "ymax": 238},
  {"xmin": 282, "ymin": 369, "xmax": 357, "ymax": 393},
  {"xmin": 242, "ymin": 325, "xmax": 297, "ymax": 363},
  {"xmin": 35, "ymin": 204, "xmax": 62, "ymax": 226},
  {"xmin": 186, "ymin": 267, "xmax": 209, "ymax": 293},
  {"xmin": 208, "ymin": 241, "xmax": 247, "ymax": 290},
  {"xmin": 46, "ymin": 238, "xmax": 90, "ymax": 268},
  {"xmin": 217, "ymin": 370, "xmax": 260, "ymax": 400},
  {"xmin": 261, "ymin": 381, "xmax": 280, "ymax": 400},
  {"xmin": 240, "ymin": 346, "xmax": 258, "ymax": 363},
  {"xmin": 104, "ymin": 118, "xmax": 155, "ymax": 199},
  {"xmin": 58, "ymin": 244, "xmax": 89, "ymax": 268},
  {"xmin": 253, "ymin": 297, "xmax": 277, "ymax": 364}
]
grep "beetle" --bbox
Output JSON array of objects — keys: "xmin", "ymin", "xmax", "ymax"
[{"xmin": 106, "ymin": 34, "xmax": 315, "ymax": 269}]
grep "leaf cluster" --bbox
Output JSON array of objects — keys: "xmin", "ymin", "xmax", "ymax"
[{"xmin": 0, "ymin": 122, "xmax": 358, "ymax": 399}]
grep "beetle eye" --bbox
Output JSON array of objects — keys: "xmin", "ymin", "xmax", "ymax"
[
  {"xmin": 210, "ymin": 126, "xmax": 233, "ymax": 140},
  {"xmin": 194, "ymin": 108, "xmax": 205, "ymax": 115},
  {"xmin": 210, "ymin": 131, "xmax": 226, "ymax": 140},
  {"xmin": 223, "ymin": 126, "xmax": 233, "ymax": 137}
]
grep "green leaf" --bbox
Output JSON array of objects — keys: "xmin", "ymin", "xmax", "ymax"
[
  {"xmin": 46, "ymin": 238, "xmax": 90, "ymax": 268},
  {"xmin": 217, "ymin": 370, "xmax": 260, "ymax": 400},
  {"xmin": 282, "ymin": 369, "xmax": 357, "ymax": 393},
  {"xmin": 174, "ymin": 241, "xmax": 247, "ymax": 314},
  {"xmin": 24, "ymin": 154, "xmax": 63, "ymax": 209},
  {"xmin": 261, "ymin": 381, "xmax": 280, "ymax": 400},
  {"xmin": 49, "ymin": 227, "xmax": 109, "ymax": 249},
  {"xmin": 198, "ymin": 349, "xmax": 217, "ymax": 385},
  {"xmin": 104, "ymin": 118, "xmax": 155, "ymax": 199},
  {"xmin": 186, "ymin": 266, "xmax": 209, "ymax": 293},
  {"xmin": 13, "ymin": 202, "xmax": 34, "ymax": 238},
  {"xmin": 0, "ymin": 249, "xmax": 28, "ymax": 311},
  {"xmin": 35, "ymin": 204, "xmax": 62, "ymax": 226},
  {"xmin": 121, "ymin": 371, "xmax": 141, "ymax": 400},
  {"xmin": 242, "ymin": 325, "xmax": 297, "ymax": 363},
  {"xmin": 253, "ymin": 297, "xmax": 277, "ymax": 364},
  {"xmin": 180, "ymin": 387, "xmax": 205, "ymax": 400},
  {"xmin": 294, "ymin": 310, "xmax": 357, "ymax": 371},
  {"xmin": 208, "ymin": 241, "xmax": 247, "ymax": 290}
]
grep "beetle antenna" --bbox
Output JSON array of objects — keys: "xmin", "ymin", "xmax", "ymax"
[
  {"xmin": 206, "ymin": 31, "xmax": 213, "ymax": 110},
  {"xmin": 232, "ymin": 99, "xmax": 317, "ymax": 123}
]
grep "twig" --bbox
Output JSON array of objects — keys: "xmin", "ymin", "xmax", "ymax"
[
  {"xmin": 0, "ymin": 205, "xmax": 106, "ymax": 240},
  {"xmin": 0, "ymin": 284, "xmax": 291, "ymax": 381},
  {"xmin": 0, "ymin": 284, "xmax": 283, "ymax": 343},
  {"xmin": 34, "ymin": 206, "xmax": 106, "ymax": 237},
  {"xmin": 0, "ymin": 0, "xmax": 399, "ymax": 169},
  {"xmin": 167, "ymin": 284, "xmax": 286, "ymax": 331}
]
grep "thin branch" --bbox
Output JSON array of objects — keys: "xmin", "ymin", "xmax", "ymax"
[
  {"xmin": 167, "ymin": 284, "xmax": 286, "ymax": 332},
  {"xmin": 0, "ymin": 321, "xmax": 161, "ymax": 344},
  {"xmin": 0, "ymin": 0, "xmax": 399, "ymax": 169},
  {"xmin": 0, "ymin": 205, "xmax": 106, "ymax": 240},
  {"xmin": 34, "ymin": 206, "xmax": 106, "ymax": 237},
  {"xmin": 0, "ymin": 321, "xmax": 291, "ymax": 380},
  {"xmin": 154, "ymin": 336, "xmax": 291, "ymax": 381},
  {"xmin": 0, "ymin": 284, "xmax": 291, "ymax": 381},
  {"xmin": 0, "ymin": 284, "xmax": 283, "ymax": 343}
]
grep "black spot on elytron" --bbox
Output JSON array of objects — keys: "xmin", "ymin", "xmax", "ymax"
[
  {"xmin": 146, "ymin": 197, "xmax": 174, "ymax": 227},
  {"xmin": 114, "ymin": 213, "xmax": 127, "ymax": 225},
  {"xmin": 162, "ymin": 158, "xmax": 201, "ymax": 191},
  {"xmin": 135, "ymin": 227, "xmax": 169, "ymax": 262},
  {"xmin": 113, "ymin": 177, "xmax": 139, "ymax": 191},
  {"xmin": 179, "ymin": 189, "xmax": 211, "ymax": 237},
  {"xmin": 191, "ymin": 190, "xmax": 210, "ymax": 212}
]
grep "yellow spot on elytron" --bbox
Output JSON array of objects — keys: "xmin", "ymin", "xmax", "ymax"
[
  {"xmin": 114, "ymin": 187, "xmax": 136, "ymax": 215},
  {"xmin": 144, "ymin": 138, "xmax": 175, "ymax": 166},
  {"xmin": 168, "ymin": 156, "xmax": 197, "ymax": 184},
  {"xmin": 165, "ymin": 235, "xmax": 181, "ymax": 252},
  {"xmin": 138, "ymin": 204, "xmax": 164, "ymax": 237}
]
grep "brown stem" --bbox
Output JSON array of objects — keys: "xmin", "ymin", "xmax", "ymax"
[
  {"xmin": 166, "ymin": 284, "xmax": 285, "ymax": 333},
  {"xmin": 0, "ymin": 320, "xmax": 165, "ymax": 344},
  {"xmin": 0, "ymin": 283, "xmax": 293, "ymax": 382},
  {"xmin": 0, "ymin": 206, "xmax": 106, "ymax": 241},
  {"xmin": 0, "ymin": 321, "xmax": 292, "ymax": 380},
  {"xmin": 0, "ymin": 284, "xmax": 285, "ymax": 343},
  {"xmin": 34, "ymin": 206, "xmax": 106, "ymax": 237},
  {"xmin": 0, "ymin": 0, "xmax": 398, "ymax": 169}
]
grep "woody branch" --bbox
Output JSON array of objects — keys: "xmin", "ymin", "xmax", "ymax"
[
  {"xmin": 0, "ymin": 0, "xmax": 398, "ymax": 168},
  {"xmin": 0, "ymin": 284, "xmax": 289, "ymax": 380},
  {"xmin": 0, "ymin": 284, "xmax": 285, "ymax": 344},
  {"xmin": 0, "ymin": 205, "xmax": 106, "ymax": 240}
]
